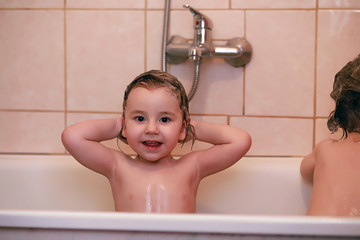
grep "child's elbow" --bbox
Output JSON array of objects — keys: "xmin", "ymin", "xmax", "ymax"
[
  {"xmin": 300, "ymin": 160, "xmax": 314, "ymax": 184},
  {"xmin": 235, "ymin": 131, "xmax": 252, "ymax": 157},
  {"xmin": 61, "ymin": 128, "xmax": 70, "ymax": 147},
  {"xmin": 61, "ymin": 127, "xmax": 77, "ymax": 150},
  {"xmin": 243, "ymin": 132, "xmax": 252, "ymax": 153},
  {"xmin": 300, "ymin": 170, "xmax": 314, "ymax": 184}
]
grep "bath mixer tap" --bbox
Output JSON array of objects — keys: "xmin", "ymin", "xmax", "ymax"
[
  {"xmin": 184, "ymin": 4, "xmax": 213, "ymax": 61},
  {"xmin": 166, "ymin": 5, "xmax": 252, "ymax": 67}
]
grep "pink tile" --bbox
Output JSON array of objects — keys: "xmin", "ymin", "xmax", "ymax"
[
  {"xmin": 2, "ymin": 3, "xmax": 358, "ymax": 158},
  {"xmin": 148, "ymin": 0, "xmax": 229, "ymax": 9},
  {"xmin": 316, "ymin": 10, "xmax": 360, "ymax": 117},
  {"xmin": 146, "ymin": 10, "xmax": 163, "ymax": 71},
  {"xmin": 66, "ymin": 11, "xmax": 145, "ymax": 112},
  {"xmin": 170, "ymin": 59, "xmax": 244, "ymax": 115},
  {"xmin": 205, "ymin": 10, "xmax": 245, "ymax": 39},
  {"xmin": 319, "ymin": 0, "xmax": 360, "ymax": 8},
  {"xmin": 0, "ymin": 0, "xmax": 64, "ymax": 8},
  {"xmin": 0, "ymin": 111, "xmax": 65, "ymax": 153},
  {"xmin": 168, "ymin": 10, "xmax": 244, "ymax": 39},
  {"xmin": 0, "ymin": 10, "xmax": 64, "ymax": 110},
  {"xmin": 231, "ymin": 117, "xmax": 313, "ymax": 156},
  {"xmin": 147, "ymin": 0, "xmax": 167, "ymax": 9},
  {"xmin": 245, "ymin": 10, "xmax": 315, "ymax": 116},
  {"xmin": 231, "ymin": 0, "xmax": 315, "ymax": 9},
  {"xmin": 67, "ymin": 0, "xmax": 144, "ymax": 8},
  {"xmin": 168, "ymin": 10, "xmax": 193, "ymax": 38}
]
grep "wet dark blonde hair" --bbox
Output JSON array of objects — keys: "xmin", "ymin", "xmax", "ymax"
[
  {"xmin": 327, "ymin": 54, "xmax": 360, "ymax": 138},
  {"xmin": 118, "ymin": 70, "xmax": 195, "ymax": 146}
]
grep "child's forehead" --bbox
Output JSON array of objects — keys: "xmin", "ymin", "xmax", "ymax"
[
  {"xmin": 126, "ymin": 87, "xmax": 183, "ymax": 114},
  {"xmin": 129, "ymin": 86, "xmax": 180, "ymax": 102},
  {"xmin": 132, "ymin": 86, "xmax": 178, "ymax": 97}
]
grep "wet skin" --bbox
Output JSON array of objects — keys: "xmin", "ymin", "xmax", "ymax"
[{"xmin": 301, "ymin": 133, "xmax": 360, "ymax": 216}]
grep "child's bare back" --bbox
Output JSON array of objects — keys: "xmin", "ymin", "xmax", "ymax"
[
  {"xmin": 301, "ymin": 135, "xmax": 360, "ymax": 216},
  {"xmin": 301, "ymin": 54, "xmax": 360, "ymax": 217}
]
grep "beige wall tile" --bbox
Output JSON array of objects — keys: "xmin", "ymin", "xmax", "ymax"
[
  {"xmin": 319, "ymin": 0, "xmax": 360, "ymax": 8},
  {"xmin": 170, "ymin": 59, "xmax": 244, "ymax": 115},
  {"xmin": 67, "ymin": 0, "xmax": 144, "ymax": 9},
  {"xmin": 231, "ymin": 0, "xmax": 315, "ymax": 9},
  {"xmin": 245, "ymin": 10, "xmax": 315, "ymax": 116},
  {"xmin": 204, "ymin": 10, "xmax": 245, "ymax": 39},
  {"xmin": 0, "ymin": 0, "xmax": 64, "ymax": 8},
  {"xmin": 0, "ymin": 10, "xmax": 64, "ymax": 110},
  {"xmin": 316, "ymin": 10, "xmax": 360, "ymax": 117},
  {"xmin": 1, "ymin": 4, "xmax": 358, "ymax": 156},
  {"xmin": 231, "ymin": 117, "xmax": 313, "ymax": 156},
  {"xmin": 148, "ymin": 0, "xmax": 229, "ymax": 9},
  {"xmin": 146, "ymin": 10, "xmax": 163, "ymax": 71},
  {"xmin": 66, "ymin": 10, "xmax": 145, "ymax": 112},
  {"xmin": 168, "ymin": 10, "xmax": 193, "ymax": 38},
  {"xmin": 0, "ymin": 111, "xmax": 64, "ymax": 153}
]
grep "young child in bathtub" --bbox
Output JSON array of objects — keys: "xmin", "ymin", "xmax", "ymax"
[
  {"xmin": 300, "ymin": 54, "xmax": 360, "ymax": 217},
  {"xmin": 62, "ymin": 70, "xmax": 251, "ymax": 213}
]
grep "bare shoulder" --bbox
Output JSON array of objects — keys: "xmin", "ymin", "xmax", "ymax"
[
  {"xmin": 317, "ymin": 138, "xmax": 337, "ymax": 146},
  {"xmin": 312, "ymin": 138, "xmax": 342, "ymax": 165},
  {"xmin": 300, "ymin": 138, "xmax": 338, "ymax": 182},
  {"xmin": 314, "ymin": 138, "xmax": 338, "ymax": 152}
]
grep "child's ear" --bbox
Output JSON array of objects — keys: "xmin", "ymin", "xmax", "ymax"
[
  {"xmin": 121, "ymin": 118, "xmax": 127, "ymax": 138},
  {"xmin": 178, "ymin": 124, "xmax": 187, "ymax": 142},
  {"xmin": 118, "ymin": 117, "xmax": 128, "ymax": 145}
]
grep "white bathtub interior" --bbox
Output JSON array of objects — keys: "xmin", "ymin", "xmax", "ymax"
[
  {"xmin": 0, "ymin": 154, "xmax": 310, "ymax": 214},
  {"xmin": 1, "ymin": 154, "xmax": 360, "ymax": 239},
  {"xmin": 0, "ymin": 155, "xmax": 311, "ymax": 215}
]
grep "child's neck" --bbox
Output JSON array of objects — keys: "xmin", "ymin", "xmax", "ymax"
[{"xmin": 135, "ymin": 154, "xmax": 176, "ymax": 165}]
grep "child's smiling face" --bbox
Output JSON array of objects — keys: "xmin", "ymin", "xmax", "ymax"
[{"xmin": 122, "ymin": 87, "xmax": 186, "ymax": 162}]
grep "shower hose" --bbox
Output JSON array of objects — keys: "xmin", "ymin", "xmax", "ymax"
[{"xmin": 161, "ymin": 0, "xmax": 200, "ymax": 102}]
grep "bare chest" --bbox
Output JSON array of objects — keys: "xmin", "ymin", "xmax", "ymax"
[{"xmin": 109, "ymin": 159, "xmax": 199, "ymax": 212}]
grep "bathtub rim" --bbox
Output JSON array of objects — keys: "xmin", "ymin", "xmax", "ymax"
[{"xmin": 1, "ymin": 210, "xmax": 360, "ymax": 237}]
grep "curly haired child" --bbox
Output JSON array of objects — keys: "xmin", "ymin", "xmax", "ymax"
[{"xmin": 301, "ymin": 54, "xmax": 360, "ymax": 216}]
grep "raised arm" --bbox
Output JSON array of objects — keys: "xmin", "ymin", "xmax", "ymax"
[
  {"xmin": 191, "ymin": 120, "xmax": 252, "ymax": 179},
  {"xmin": 61, "ymin": 118, "xmax": 123, "ymax": 177}
]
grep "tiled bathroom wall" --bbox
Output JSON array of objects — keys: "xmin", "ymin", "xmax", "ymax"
[{"xmin": 1, "ymin": 0, "xmax": 359, "ymax": 157}]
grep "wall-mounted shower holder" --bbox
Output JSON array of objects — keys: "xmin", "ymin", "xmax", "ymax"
[{"xmin": 166, "ymin": 5, "xmax": 252, "ymax": 67}]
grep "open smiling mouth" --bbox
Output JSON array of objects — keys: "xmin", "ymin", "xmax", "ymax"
[{"xmin": 142, "ymin": 140, "xmax": 162, "ymax": 149}]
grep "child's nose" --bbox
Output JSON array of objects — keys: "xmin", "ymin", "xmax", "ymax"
[{"xmin": 145, "ymin": 121, "xmax": 159, "ymax": 134}]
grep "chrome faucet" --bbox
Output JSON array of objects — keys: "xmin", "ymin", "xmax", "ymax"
[
  {"xmin": 184, "ymin": 5, "xmax": 213, "ymax": 61},
  {"xmin": 166, "ymin": 5, "xmax": 252, "ymax": 67}
]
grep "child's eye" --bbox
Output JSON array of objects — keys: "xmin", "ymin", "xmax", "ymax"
[
  {"xmin": 135, "ymin": 116, "xmax": 146, "ymax": 122},
  {"xmin": 160, "ymin": 117, "xmax": 171, "ymax": 123}
]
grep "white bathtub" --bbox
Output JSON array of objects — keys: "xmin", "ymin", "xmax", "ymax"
[{"xmin": 0, "ymin": 154, "xmax": 359, "ymax": 239}]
